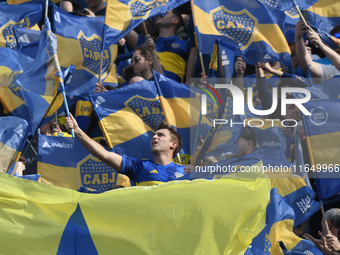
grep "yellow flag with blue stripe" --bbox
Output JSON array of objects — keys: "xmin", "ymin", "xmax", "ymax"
[
  {"xmin": 51, "ymin": 5, "xmax": 118, "ymax": 95},
  {"xmin": 191, "ymin": 0, "xmax": 291, "ymax": 66},
  {"xmin": 0, "ymin": 17, "xmax": 64, "ymax": 134},
  {"xmin": 0, "ymin": 169, "xmax": 270, "ymax": 254},
  {"xmin": 91, "ymin": 72, "xmax": 192, "ymax": 164},
  {"xmin": 37, "ymin": 134, "xmax": 131, "ymax": 190}
]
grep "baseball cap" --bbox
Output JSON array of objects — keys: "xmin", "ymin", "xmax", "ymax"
[
  {"xmin": 241, "ymin": 126, "xmax": 257, "ymax": 146},
  {"xmin": 285, "ymin": 29, "xmax": 295, "ymax": 44},
  {"xmin": 330, "ymin": 25, "xmax": 340, "ymax": 39}
]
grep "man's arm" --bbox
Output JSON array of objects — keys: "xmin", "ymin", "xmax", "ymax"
[
  {"xmin": 309, "ymin": 28, "xmax": 340, "ymax": 72},
  {"xmin": 65, "ymin": 113, "xmax": 123, "ymax": 172},
  {"xmin": 185, "ymin": 47, "xmax": 198, "ymax": 85},
  {"xmin": 295, "ymin": 20, "xmax": 321, "ymax": 78},
  {"xmin": 124, "ymin": 30, "xmax": 139, "ymax": 49}
]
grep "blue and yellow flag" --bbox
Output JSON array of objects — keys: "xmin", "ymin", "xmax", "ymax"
[
  {"xmin": 305, "ymin": 0, "xmax": 340, "ymax": 35},
  {"xmin": 91, "ymin": 73, "xmax": 192, "ymax": 164},
  {"xmin": 0, "ymin": 47, "xmax": 33, "ymax": 87},
  {"xmin": 192, "ymin": 0, "xmax": 291, "ymax": 66},
  {"xmin": 184, "ymin": 146, "xmax": 320, "ymax": 228},
  {"xmin": 0, "ymin": 116, "xmax": 29, "ymax": 173},
  {"xmin": 37, "ymin": 134, "xmax": 131, "ymax": 190},
  {"xmin": 102, "ymin": 0, "xmax": 189, "ymax": 49},
  {"xmin": 294, "ymin": 77, "xmax": 340, "ymax": 100},
  {"xmin": 0, "ymin": 3, "xmax": 42, "ymax": 49},
  {"xmin": 302, "ymin": 98, "xmax": 340, "ymax": 200},
  {"xmin": 1, "ymin": 18, "xmax": 64, "ymax": 134},
  {"xmin": 249, "ymin": 188, "xmax": 323, "ymax": 255},
  {"xmin": 50, "ymin": 4, "xmax": 117, "ymax": 95},
  {"xmin": 0, "ymin": 170, "xmax": 270, "ymax": 254},
  {"xmin": 208, "ymin": 38, "xmax": 240, "ymax": 82}
]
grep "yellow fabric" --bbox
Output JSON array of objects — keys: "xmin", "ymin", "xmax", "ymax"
[
  {"xmin": 37, "ymin": 161, "xmax": 130, "ymax": 190},
  {"xmin": 0, "ymin": 173, "xmax": 270, "ymax": 255}
]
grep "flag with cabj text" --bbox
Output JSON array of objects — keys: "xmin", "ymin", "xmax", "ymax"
[
  {"xmin": 191, "ymin": 0, "xmax": 291, "ymax": 67},
  {"xmin": 37, "ymin": 134, "xmax": 131, "ymax": 190}
]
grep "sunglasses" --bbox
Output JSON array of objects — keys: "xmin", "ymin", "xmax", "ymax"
[{"xmin": 132, "ymin": 56, "xmax": 142, "ymax": 64}]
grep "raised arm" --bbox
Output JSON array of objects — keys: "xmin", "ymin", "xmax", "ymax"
[
  {"xmin": 295, "ymin": 20, "xmax": 321, "ymax": 77},
  {"xmin": 308, "ymin": 28, "xmax": 340, "ymax": 71},
  {"xmin": 124, "ymin": 30, "xmax": 139, "ymax": 49},
  {"xmin": 65, "ymin": 113, "xmax": 123, "ymax": 172}
]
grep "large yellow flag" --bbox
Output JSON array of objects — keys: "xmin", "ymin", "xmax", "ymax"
[{"xmin": 0, "ymin": 172, "xmax": 270, "ymax": 254}]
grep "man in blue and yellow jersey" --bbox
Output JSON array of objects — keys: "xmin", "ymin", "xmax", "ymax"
[
  {"xmin": 125, "ymin": 8, "xmax": 189, "ymax": 83},
  {"xmin": 65, "ymin": 116, "xmax": 185, "ymax": 186}
]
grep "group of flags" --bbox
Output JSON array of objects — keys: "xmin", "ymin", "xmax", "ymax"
[{"xmin": 0, "ymin": 0, "xmax": 340, "ymax": 254}]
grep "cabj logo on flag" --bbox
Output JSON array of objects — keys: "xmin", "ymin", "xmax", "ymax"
[
  {"xmin": 210, "ymin": 6, "xmax": 257, "ymax": 50},
  {"xmin": 129, "ymin": 0, "xmax": 168, "ymax": 19},
  {"xmin": 0, "ymin": 18, "xmax": 30, "ymax": 49},
  {"xmin": 77, "ymin": 155, "xmax": 119, "ymax": 191},
  {"xmin": 125, "ymin": 95, "xmax": 165, "ymax": 131},
  {"xmin": 78, "ymin": 32, "xmax": 113, "ymax": 78}
]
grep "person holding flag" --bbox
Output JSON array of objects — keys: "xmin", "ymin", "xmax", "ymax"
[
  {"xmin": 295, "ymin": 20, "xmax": 340, "ymax": 83},
  {"xmin": 65, "ymin": 115, "xmax": 185, "ymax": 186}
]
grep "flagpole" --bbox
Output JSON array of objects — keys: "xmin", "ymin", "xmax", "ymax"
[
  {"xmin": 45, "ymin": 0, "xmax": 49, "ymax": 19},
  {"xmin": 142, "ymin": 22, "xmax": 154, "ymax": 55},
  {"xmin": 22, "ymin": 92, "xmax": 61, "ymax": 157},
  {"xmin": 320, "ymin": 200, "xmax": 330, "ymax": 234},
  {"xmin": 291, "ymin": 0, "xmax": 318, "ymax": 48},
  {"xmin": 190, "ymin": 0, "xmax": 206, "ymax": 77},
  {"xmin": 98, "ymin": 52, "xmax": 103, "ymax": 83},
  {"xmin": 61, "ymin": 89, "xmax": 74, "ymax": 138}
]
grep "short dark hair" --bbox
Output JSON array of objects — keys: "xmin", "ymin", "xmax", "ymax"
[
  {"xmin": 241, "ymin": 126, "xmax": 257, "ymax": 146},
  {"xmin": 325, "ymin": 208, "xmax": 340, "ymax": 229},
  {"xmin": 172, "ymin": 8, "xmax": 183, "ymax": 32},
  {"xmin": 157, "ymin": 120, "xmax": 183, "ymax": 157}
]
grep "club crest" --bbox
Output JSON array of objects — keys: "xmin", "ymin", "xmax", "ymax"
[
  {"xmin": 129, "ymin": 0, "xmax": 168, "ymax": 19},
  {"xmin": 78, "ymin": 31, "xmax": 114, "ymax": 78},
  {"xmin": 210, "ymin": 6, "xmax": 257, "ymax": 50},
  {"xmin": 125, "ymin": 95, "xmax": 165, "ymax": 131},
  {"xmin": 77, "ymin": 155, "xmax": 119, "ymax": 191},
  {"xmin": 0, "ymin": 18, "xmax": 30, "ymax": 49}
]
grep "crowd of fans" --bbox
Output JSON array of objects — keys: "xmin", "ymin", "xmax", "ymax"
[{"xmin": 2, "ymin": 0, "xmax": 340, "ymax": 253}]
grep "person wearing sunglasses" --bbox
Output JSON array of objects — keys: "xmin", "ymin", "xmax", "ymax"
[
  {"xmin": 130, "ymin": 44, "xmax": 164, "ymax": 82},
  {"xmin": 125, "ymin": 8, "xmax": 189, "ymax": 83}
]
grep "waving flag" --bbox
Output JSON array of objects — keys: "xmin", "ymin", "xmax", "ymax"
[
  {"xmin": 37, "ymin": 134, "xmax": 130, "ymax": 190},
  {"xmin": 191, "ymin": 0, "xmax": 291, "ymax": 66},
  {"xmin": 0, "ymin": 116, "xmax": 29, "ymax": 173},
  {"xmin": 0, "ymin": 170, "xmax": 270, "ymax": 254},
  {"xmin": 183, "ymin": 146, "xmax": 319, "ymax": 228},
  {"xmin": 102, "ymin": 0, "xmax": 189, "ymax": 49},
  {"xmin": 50, "ymin": 5, "xmax": 118, "ymax": 95},
  {"xmin": 0, "ymin": 3, "xmax": 42, "ymax": 49},
  {"xmin": 249, "ymin": 189, "xmax": 322, "ymax": 255},
  {"xmin": 208, "ymin": 38, "xmax": 240, "ymax": 82},
  {"xmin": 1, "ymin": 18, "xmax": 64, "ymax": 134},
  {"xmin": 91, "ymin": 73, "xmax": 192, "ymax": 164},
  {"xmin": 302, "ymin": 98, "xmax": 340, "ymax": 200}
]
